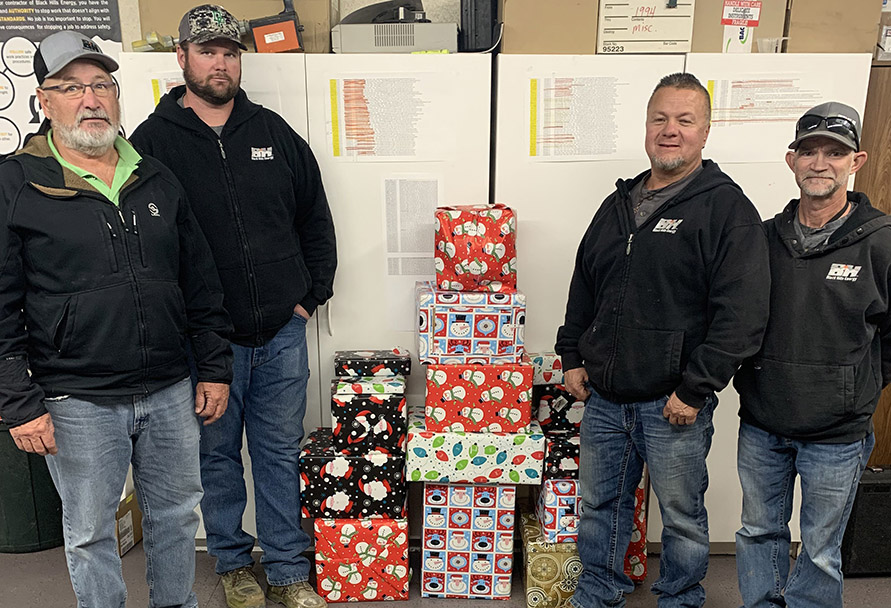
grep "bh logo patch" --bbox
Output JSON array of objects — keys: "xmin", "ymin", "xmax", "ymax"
[
  {"xmin": 653, "ymin": 218, "xmax": 683, "ymax": 234},
  {"xmin": 826, "ymin": 263, "xmax": 861, "ymax": 282},
  {"xmin": 251, "ymin": 147, "xmax": 274, "ymax": 161}
]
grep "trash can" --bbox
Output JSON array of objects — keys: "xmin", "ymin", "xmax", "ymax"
[{"xmin": 0, "ymin": 421, "xmax": 64, "ymax": 553}]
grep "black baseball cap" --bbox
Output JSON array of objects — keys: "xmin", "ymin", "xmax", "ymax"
[
  {"xmin": 789, "ymin": 102, "xmax": 861, "ymax": 152},
  {"xmin": 33, "ymin": 31, "xmax": 118, "ymax": 85},
  {"xmin": 178, "ymin": 4, "xmax": 247, "ymax": 50}
]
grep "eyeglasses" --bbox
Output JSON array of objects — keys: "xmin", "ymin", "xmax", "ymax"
[
  {"xmin": 796, "ymin": 114, "xmax": 859, "ymax": 149},
  {"xmin": 40, "ymin": 81, "xmax": 118, "ymax": 99}
]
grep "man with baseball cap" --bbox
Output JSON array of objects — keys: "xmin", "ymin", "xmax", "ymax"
[
  {"xmin": 0, "ymin": 30, "xmax": 233, "ymax": 608},
  {"xmin": 733, "ymin": 102, "xmax": 888, "ymax": 607},
  {"xmin": 131, "ymin": 5, "xmax": 335, "ymax": 608}
]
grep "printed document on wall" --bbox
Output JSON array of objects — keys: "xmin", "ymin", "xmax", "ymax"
[
  {"xmin": 383, "ymin": 174, "xmax": 439, "ymax": 331},
  {"xmin": 327, "ymin": 74, "xmax": 453, "ymax": 161}
]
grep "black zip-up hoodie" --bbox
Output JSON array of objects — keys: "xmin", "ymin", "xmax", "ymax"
[
  {"xmin": 734, "ymin": 193, "xmax": 891, "ymax": 443},
  {"xmin": 130, "ymin": 86, "xmax": 337, "ymax": 347},
  {"xmin": 556, "ymin": 160, "xmax": 770, "ymax": 407},
  {"xmin": 0, "ymin": 136, "xmax": 233, "ymax": 428}
]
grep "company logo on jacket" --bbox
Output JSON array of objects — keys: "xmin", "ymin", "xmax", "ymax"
[
  {"xmin": 653, "ymin": 218, "xmax": 683, "ymax": 234},
  {"xmin": 826, "ymin": 263, "xmax": 861, "ymax": 282},
  {"xmin": 251, "ymin": 146, "xmax": 274, "ymax": 160}
]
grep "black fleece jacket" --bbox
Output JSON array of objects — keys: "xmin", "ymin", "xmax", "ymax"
[
  {"xmin": 556, "ymin": 160, "xmax": 770, "ymax": 407},
  {"xmin": 0, "ymin": 136, "xmax": 233, "ymax": 427},
  {"xmin": 130, "ymin": 86, "xmax": 337, "ymax": 347},
  {"xmin": 734, "ymin": 193, "xmax": 891, "ymax": 443}
]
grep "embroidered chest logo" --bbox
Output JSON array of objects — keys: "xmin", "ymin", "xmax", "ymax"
[
  {"xmin": 251, "ymin": 146, "xmax": 274, "ymax": 161},
  {"xmin": 148, "ymin": 203, "xmax": 160, "ymax": 217},
  {"xmin": 826, "ymin": 263, "xmax": 861, "ymax": 282},
  {"xmin": 653, "ymin": 218, "xmax": 684, "ymax": 234}
]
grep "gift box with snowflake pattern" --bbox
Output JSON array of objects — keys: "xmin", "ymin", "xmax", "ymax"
[
  {"xmin": 425, "ymin": 360, "xmax": 533, "ymax": 433},
  {"xmin": 299, "ymin": 429, "xmax": 406, "ymax": 519},
  {"xmin": 407, "ymin": 407, "xmax": 545, "ymax": 485},
  {"xmin": 421, "ymin": 483, "xmax": 516, "ymax": 600},
  {"xmin": 313, "ymin": 518, "xmax": 409, "ymax": 602}
]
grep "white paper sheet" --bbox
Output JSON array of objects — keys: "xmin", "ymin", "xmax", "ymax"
[{"xmin": 598, "ymin": 0, "xmax": 696, "ymax": 54}]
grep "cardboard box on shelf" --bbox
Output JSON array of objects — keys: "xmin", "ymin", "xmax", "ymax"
[
  {"xmin": 786, "ymin": 0, "xmax": 883, "ymax": 53},
  {"xmin": 501, "ymin": 0, "xmax": 599, "ymax": 55},
  {"xmin": 116, "ymin": 492, "xmax": 143, "ymax": 557}
]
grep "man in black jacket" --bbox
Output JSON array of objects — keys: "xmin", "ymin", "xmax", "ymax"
[
  {"xmin": 130, "ymin": 6, "xmax": 336, "ymax": 608},
  {"xmin": 733, "ymin": 102, "xmax": 881, "ymax": 608},
  {"xmin": 556, "ymin": 73, "xmax": 770, "ymax": 607},
  {"xmin": 0, "ymin": 31, "xmax": 232, "ymax": 608}
]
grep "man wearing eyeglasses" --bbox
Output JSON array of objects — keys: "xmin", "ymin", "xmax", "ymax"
[
  {"xmin": 0, "ymin": 30, "xmax": 233, "ymax": 608},
  {"xmin": 733, "ymin": 102, "xmax": 884, "ymax": 607}
]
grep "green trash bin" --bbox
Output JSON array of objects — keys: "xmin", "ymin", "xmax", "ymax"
[{"xmin": 0, "ymin": 421, "xmax": 64, "ymax": 553}]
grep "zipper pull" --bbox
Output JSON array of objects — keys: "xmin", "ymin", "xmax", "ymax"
[
  {"xmin": 106, "ymin": 221, "xmax": 117, "ymax": 239},
  {"xmin": 626, "ymin": 234, "xmax": 634, "ymax": 255},
  {"xmin": 218, "ymin": 139, "xmax": 227, "ymax": 159},
  {"xmin": 131, "ymin": 209, "xmax": 138, "ymax": 235},
  {"xmin": 117, "ymin": 208, "xmax": 129, "ymax": 233}
]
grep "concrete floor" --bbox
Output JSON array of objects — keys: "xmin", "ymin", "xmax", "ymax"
[{"xmin": 1, "ymin": 545, "xmax": 890, "ymax": 607}]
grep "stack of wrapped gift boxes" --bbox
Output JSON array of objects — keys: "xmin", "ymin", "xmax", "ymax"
[
  {"xmin": 410, "ymin": 204, "xmax": 545, "ymax": 601},
  {"xmin": 523, "ymin": 353, "xmax": 649, "ymax": 608},
  {"xmin": 301, "ymin": 349, "xmax": 412, "ymax": 602}
]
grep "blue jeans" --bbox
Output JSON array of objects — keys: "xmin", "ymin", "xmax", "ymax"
[
  {"xmin": 735, "ymin": 422, "xmax": 874, "ymax": 608},
  {"xmin": 44, "ymin": 378, "xmax": 201, "ymax": 608},
  {"xmin": 199, "ymin": 313, "xmax": 312, "ymax": 585},
  {"xmin": 569, "ymin": 388, "xmax": 716, "ymax": 608}
]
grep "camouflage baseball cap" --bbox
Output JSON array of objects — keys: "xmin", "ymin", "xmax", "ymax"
[{"xmin": 178, "ymin": 4, "xmax": 247, "ymax": 50}]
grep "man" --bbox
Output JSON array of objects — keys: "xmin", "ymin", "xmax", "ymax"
[
  {"xmin": 555, "ymin": 73, "xmax": 770, "ymax": 607},
  {"xmin": 0, "ymin": 30, "xmax": 233, "ymax": 608},
  {"xmin": 130, "ymin": 6, "xmax": 336, "ymax": 608},
  {"xmin": 733, "ymin": 102, "xmax": 882, "ymax": 607}
]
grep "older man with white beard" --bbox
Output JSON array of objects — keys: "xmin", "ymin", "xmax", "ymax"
[{"xmin": 0, "ymin": 30, "xmax": 233, "ymax": 608}]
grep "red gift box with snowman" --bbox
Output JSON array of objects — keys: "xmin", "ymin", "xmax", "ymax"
[
  {"xmin": 421, "ymin": 483, "xmax": 516, "ymax": 600},
  {"xmin": 434, "ymin": 204, "xmax": 517, "ymax": 293},
  {"xmin": 424, "ymin": 359, "xmax": 533, "ymax": 433}
]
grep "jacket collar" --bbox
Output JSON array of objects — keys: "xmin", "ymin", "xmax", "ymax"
[{"xmin": 155, "ymin": 85, "xmax": 261, "ymax": 135}]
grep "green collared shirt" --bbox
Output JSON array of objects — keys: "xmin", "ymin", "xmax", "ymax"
[{"xmin": 46, "ymin": 130, "xmax": 142, "ymax": 206}]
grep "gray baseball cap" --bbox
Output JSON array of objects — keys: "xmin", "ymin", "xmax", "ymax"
[
  {"xmin": 789, "ymin": 101, "xmax": 861, "ymax": 152},
  {"xmin": 34, "ymin": 31, "xmax": 118, "ymax": 85},
  {"xmin": 178, "ymin": 4, "xmax": 247, "ymax": 50}
]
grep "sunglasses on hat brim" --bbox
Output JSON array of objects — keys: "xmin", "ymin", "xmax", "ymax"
[{"xmin": 795, "ymin": 114, "xmax": 859, "ymax": 149}]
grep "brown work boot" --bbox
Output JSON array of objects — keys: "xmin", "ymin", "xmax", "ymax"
[
  {"xmin": 220, "ymin": 566, "xmax": 266, "ymax": 608},
  {"xmin": 267, "ymin": 581, "xmax": 328, "ymax": 608}
]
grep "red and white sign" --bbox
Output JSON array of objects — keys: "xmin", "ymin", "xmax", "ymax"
[{"xmin": 721, "ymin": 0, "xmax": 762, "ymax": 27}]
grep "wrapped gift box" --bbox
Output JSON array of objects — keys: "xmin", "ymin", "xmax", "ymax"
[
  {"xmin": 332, "ymin": 376, "xmax": 405, "ymax": 395},
  {"xmin": 314, "ymin": 518, "xmax": 409, "ymax": 602},
  {"xmin": 331, "ymin": 394, "xmax": 407, "ymax": 455},
  {"xmin": 535, "ymin": 480, "xmax": 580, "ymax": 543},
  {"xmin": 544, "ymin": 435, "xmax": 580, "ymax": 481},
  {"xmin": 334, "ymin": 348, "xmax": 412, "ymax": 377},
  {"xmin": 521, "ymin": 513, "xmax": 581, "ymax": 608},
  {"xmin": 299, "ymin": 429, "xmax": 407, "ymax": 519},
  {"xmin": 534, "ymin": 385, "xmax": 584, "ymax": 435},
  {"xmin": 421, "ymin": 483, "xmax": 516, "ymax": 600},
  {"xmin": 434, "ymin": 204, "xmax": 517, "ymax": 293},
  {"xmin": 417, "ymin": 282, "xmax": 525, "ymax": 365},
  {"xmin": 407, "ymin": 407, "xmax": 545, "ymax": 485},
  {"xmin": 530, "ymin": 352, "xmax": 564, "ymax": 385},
  {"xmin": 425, "ymin": 360, "xmax": 533, "ymax": 433}
]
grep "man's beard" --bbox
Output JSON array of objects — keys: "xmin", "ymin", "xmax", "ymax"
[
  {"xmin": 183, "ymin": 59, "xmax": 239, "ymax": 106},
  {"xmin": 652, "ymin": 155, "xmax": 687, "ymax": 172},
  {"xmin": 54, "ymin": 108, "xmax": 118, "ymax": 156},
  {"xmin": 800, "ymin": 176, "xmax": 844, "ymax": 199}
]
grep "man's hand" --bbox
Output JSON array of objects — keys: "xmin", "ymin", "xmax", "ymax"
[
  {"xmin": 195, "ymin": 382, "xmax": 229, "ymax": 426},
  {"xmin": 564, "ymin": 367, "xmax": 591, "ymax": 402},
  {"xmin": 294, "ymin": 304, "xmax": 310, "ymax": 320},
  {"xmin": 663, "ymin": 392, "xmax": 699, "ymax": 426},
  {"xmin": 9, "ymin": 412, "xmax": 57, "ymax": 455}
]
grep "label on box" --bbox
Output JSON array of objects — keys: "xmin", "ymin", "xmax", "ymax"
[
  {"xmin": 118, "ymin": 510, "xmax": 135, "ymax": 554},
  {"xmin": 721, "ymin": 1, "xmax": 762, "ymax": 27}
]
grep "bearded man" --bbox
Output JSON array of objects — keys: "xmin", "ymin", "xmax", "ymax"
[
  {"xmin": 130, "ymin": 6, "xmax": 336, "ymax": 608},
  {"xmin": 0, "ymin": 30, "xmax": 233, "ymax": 608}
]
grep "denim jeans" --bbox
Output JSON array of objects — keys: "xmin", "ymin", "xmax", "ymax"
[
  {"xmin": 199, "ymin": 313, "xmax": 312, "ymax": 585},
  {"xmin": 44, "ymin": 378, "xmax": 201, "ymax": 608},
  {"xmin": 569, "ymin": 388, "xmax": 716, "ymax": 608},
  {"xmin": 735, "ymin": 422, "xmax": 874, "ymax": 608}
]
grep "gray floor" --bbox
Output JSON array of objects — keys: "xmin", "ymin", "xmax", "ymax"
[{"xmin": 1, "ymin": 545, "xmax": 890, "ymax": 607}]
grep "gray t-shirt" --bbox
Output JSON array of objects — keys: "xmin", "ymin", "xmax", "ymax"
[
  {"xmin": 793, "ymin": 202, "xmax": 856, "ymax": 252},
  {"xmin": 629, "ymin": 164, "xmax": 703, "ymax": 227},
  {"xmin": 177, "ymin": 95, "xmax": 224, "ymax": 136}
]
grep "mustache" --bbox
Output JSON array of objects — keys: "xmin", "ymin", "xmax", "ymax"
[{"xmin": 76, "ymin": 109, "xmax": 111, "ymax": 125}]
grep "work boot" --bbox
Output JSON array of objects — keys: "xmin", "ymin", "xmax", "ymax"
[
  {"xmin": 220, "ymin": 566, "xmax": 266, "ymax": 608},
  {"xmin": 267, "ymin": 581, "xmax": 328, "ymax": 608}
]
